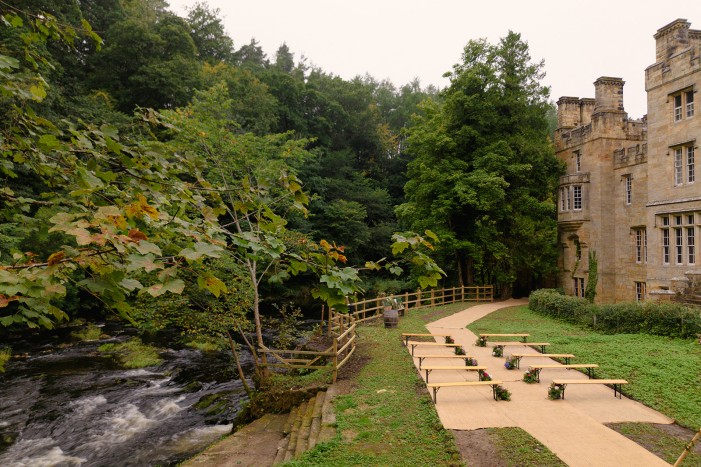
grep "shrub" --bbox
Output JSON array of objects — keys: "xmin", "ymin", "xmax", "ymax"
[
  {"xmin": 465, "ymin": 357, "xmax": 479, "ymax": 366},
  {"xmin": 476, "ymin": 336, "xmax": 487, "ymax": 347},
  {"xmin": 528, "ymin": 289, "xmax": 701, "ymax": 339},
  {"xmin": 479, "ymin": 369, "xmax": 492, "ymax": 381},
  {"xmin": 492, "ymin": 345, "xmax": 503, "ymax": 357},
  {"xmin": 445, "ymin": 336, "xmax": 454, "ymax": 344},
  {"xmin": 454, "ymin": 346, "xmax": 466, "ymax": 355}
]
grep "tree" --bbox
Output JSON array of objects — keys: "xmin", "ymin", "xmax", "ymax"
[
  {"xmin": 185, "ymin": 2, "xmax": 235, "ymax": 64},
  {"xmin": 399, "ymin": 32, "xmax": 562, "ymax": 296}
]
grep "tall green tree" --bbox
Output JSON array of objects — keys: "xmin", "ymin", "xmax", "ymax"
[{"xmin": 398, "ymin": 32, "xmax": 562, "ymax": 296}]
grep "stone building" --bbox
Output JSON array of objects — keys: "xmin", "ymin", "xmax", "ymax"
[{"xmin": 555, "ymin": 19, "xmax": 701, "ymax": 302}]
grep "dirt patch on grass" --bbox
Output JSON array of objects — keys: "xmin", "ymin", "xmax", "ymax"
[
  {"xmin": 333, "ymin": 339, "xmax": 372, "ymax": 395},
  {"xmin": 607, "ymin": 422, "xmax": 701, "ymax": 456},
  {"xmin": 452, "ymin": 429, "xmax": 506, "ymax": 467}
]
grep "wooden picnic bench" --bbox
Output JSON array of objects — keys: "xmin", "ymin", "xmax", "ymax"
[
  {"xmin": 490, "ymin": 342, "xmax": 551, "ymax": 353},
  {"xmin": 415, "ymin": 354, "xmax": 475, "ymax": 369},
  {"xmin": 551, "ymin": 379, "xmax": 628, "ymax": 399},
  {"xmin": 401, "ymin": 333, "xmax": 452, "ymax": 346},
  {"xmin": 511, "ymin": 353, "xmax": 575, "ymax": 369},
  {"xmin": 528, "ymin": 364, "xmax": 599, "ymax": 382},
  {"xmin": 407, "ymin": 341, "xmax": 463, "ymax": 356},
  {"xmin": 421, "ymin": 365, "xmax": 487, "ymax": 383},
  {"xmin": 426, "ymin": 380, "xmax": 504, "ymax": 403},
  {"xmin": 479, "ymin": 333, "xmax": 529, "ymax": 343}
]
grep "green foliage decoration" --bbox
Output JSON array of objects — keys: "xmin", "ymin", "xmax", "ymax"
[{"xmin": 585, "ymin": 250, "xmax": 598, "ymax": 303}]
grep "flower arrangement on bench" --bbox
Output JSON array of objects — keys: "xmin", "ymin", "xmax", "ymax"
[
  {"xmin": 548, "ymin": 382, "xmax": 565, "ymax": 400},
  {"xmin": 476, "ymin": 336, "xmax": 487, "ymax": 347},
  {"xmin": 492, "ymin": 345, "xmax": 504, "ymax": 357},
  {"xmin": 494, "ymin": 384, "xmax": 511, "ymax": 401},
  {"xmin": 465, "ymin": 357, "xmax": 479, "ymax": 367},
  {"xmin": 479, "ymin": 369, "xmax": 491, "ymax": 381},
  {"xmin": 504, "ymin": 354, "xmax": 518, "ymax": 370},
  {"xmin": 445, "ymin": 336, "xmax": 454, "ymax": 344},
  {"xmin": 454, "ymin": 346, "xmax": 466, "ymax": 355},
  {"xmin": 522, "ymin": 368, "xmax": 539, "ymax": 384}
]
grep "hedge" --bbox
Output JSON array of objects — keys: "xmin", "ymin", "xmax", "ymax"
[{"xmin": 529, "ymin": 289, "xmax": 701, "ymax": 339}]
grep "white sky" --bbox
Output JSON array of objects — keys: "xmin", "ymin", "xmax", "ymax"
[{"xmin": 168, "ymin": 0, "xmax": 701, "ymax": 119}]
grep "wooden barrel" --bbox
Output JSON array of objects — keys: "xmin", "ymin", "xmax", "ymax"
[{"xmin": 383, "ymin": 309, "xmax": 399, "ymax": 328}]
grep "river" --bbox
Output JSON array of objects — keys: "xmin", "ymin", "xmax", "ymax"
[{"xmin": 0, "ymin": 323, "xmax": 251, "ymax": 466}]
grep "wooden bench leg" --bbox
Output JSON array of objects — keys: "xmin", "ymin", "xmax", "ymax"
[
  {"xmin": 539, "ymin": 344, "xmax": 546, "ymax": 353},
  {"xmin": 564, "ymin": 357, "xmax": 571, "ymax": 364},
  {"xmin": 515, "ymin": 356, "xmax": 522, "ymax": 369},
  {"xmin": 425, "ymin": 369, "xmax": 432, "ymax": 383},
  {"xmin": 586, "ymin": 367, "xmax": 593, "ymax": 379},
  {"xmin": 404, "ymin": 336, "xmax": 410, "ymax": 346},
  {"xmin": 491, "ymin": 384, "xmax": 498, "ymax": 401},
  {"xmin": 432, "ymin": 386, "xmax": 439, "ymax": 403},
  {"xmin": 522, "ymin": 336, "xmax": 527, "ymax": 343},
  {"xmin": 561, "ymin": 383, "xmax": 567, "ymax": 399},
  {"xmin": 410, "ymin": 344, "xmax": 417, "ymax": 356},
  {"xmin": 534, "ymin": 368, "xmax": 542, "ymax": 383},
  {"xmin": 418, "ymin": 356, "xmax": 425, "ymax": 369}
]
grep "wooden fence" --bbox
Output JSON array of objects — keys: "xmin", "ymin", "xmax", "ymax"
[{"xmin": 259, "ymin": 285, "xmax": 492, "ymax": 382}]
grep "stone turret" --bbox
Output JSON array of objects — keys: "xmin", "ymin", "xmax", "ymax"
[
  {"xmin": 654, "ymin": 19, "xmax": 690, "ymax": 62},
  {"xmin": 593, "ymin": 77, "xmax": 625, "ymax": 113},
  {"xmin": 557, "ymin": 96, "xmax": 581, "ymax": 128}
]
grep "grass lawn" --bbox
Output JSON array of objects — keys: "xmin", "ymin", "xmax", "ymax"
[
  {"xmin": 289, "ymin": 303, "xmax": 563, "ymax": 466},
  {"xmin": 467, "ymin": 305, "xmax": 701, "ymax": 431}
]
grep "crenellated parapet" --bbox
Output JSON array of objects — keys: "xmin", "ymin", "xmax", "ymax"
[{"xmin": 613, "ymin": 142, "xmax": 648, "ymax": 169}]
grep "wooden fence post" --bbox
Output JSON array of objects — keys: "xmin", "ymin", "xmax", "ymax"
[
  {"xmin": 430, "ymin": 289, "xmax": 435, "ymax": 306},
  {"xmin": 417, "ymin": 289, "xmax": 422, "ymax": 308},
  {"xmin": 461, "ymin": 285, "xmax": 465, "ymax": 302},
  {"xmin": 332, "ymin": 337, "xmax": 339, "ymax": 383},
  {"xmin": 404, "ymin": 291, "xmax": 409, "ymax": 311}
]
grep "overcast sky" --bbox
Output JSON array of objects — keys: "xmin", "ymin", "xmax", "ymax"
[{"xmin": 168, "ymin": 0, "xmax": 701, "ymax": 119}]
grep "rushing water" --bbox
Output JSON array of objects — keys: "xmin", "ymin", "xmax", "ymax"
[{"xmin": 0, "ymin": 324, "xmax": 251, "ymax": 466}]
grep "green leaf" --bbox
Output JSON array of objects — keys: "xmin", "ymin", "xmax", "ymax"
[
  {"xmin": 119, "ymin": 278, "xmax": 143, "ymax": 291},
  {"xmin": 37, "ymin": 134, "xmax": 60, "ymax": 151},
  {"xmin": 146, "ymin": 279, "xmax": 185, "ymax": 297},
  {"xmin": 197, "ymin": 273, "xmax": 227, "ymax": 297},
  {"xmin": 134, "ymin": 241, "xmax": 161, "ymax": 256}
]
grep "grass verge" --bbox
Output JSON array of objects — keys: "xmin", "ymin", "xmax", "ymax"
[
  {"xmin": 289, "ymin": 303, "xmax": 564, "ymax": 466},
  {"xmin": 487, "ymin": 427, "xmax": 566, "ymax": 467},
  {"xmin": 467, "ymin": 305, "xmax": 701, "ymax": 430},
  {"xmin": 607, "ymin": 422, "xmax": 701, "ymax": 465}
]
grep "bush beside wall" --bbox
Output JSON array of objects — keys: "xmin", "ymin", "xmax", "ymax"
[{"xmin": 529, "ymin": 289, "xmax": 701, "ymax": 339}]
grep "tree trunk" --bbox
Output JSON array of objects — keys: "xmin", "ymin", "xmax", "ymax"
[
  {"xmin": 226, "ymin": 330, "xmax": 253, "ymax": 397},
  {"xmin": 249, "ymin": 261, "xmax": 269, "ymax": 379},
  {"xmin": 466, "ymin": 257, "xmax": 474, "ymax": 285}
]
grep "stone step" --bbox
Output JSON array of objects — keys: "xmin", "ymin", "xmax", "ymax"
[
  {"xmin": 282, "ymin": 405, "xmax": 299, "ymax": 435},
  {"xmin": 283, "ymin": 400, "xmax": 307, "ymax": 462},
  {"xmin": 318, "ymin": 385, "xmax": 338, "ymax": 444},
  {"xmin": 294, "ymin": 394, "xmax": 317, "ymax": 458},
  {"xmin": 307, "ymin": 391, "xmax": 326, "ymax": 450}
]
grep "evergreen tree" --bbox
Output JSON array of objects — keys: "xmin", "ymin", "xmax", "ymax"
[{"xmin": 399, "ymin": 32, "xmax": 563, "ymax": 296}]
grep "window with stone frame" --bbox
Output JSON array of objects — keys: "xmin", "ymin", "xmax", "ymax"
[
  {"xmin": 662, "ymin": 216, "xmax": 670, "ymax": 265},
  {"xmin": 672, "ymin": 88, "xmax": 694, "ymax": 122},
  {"xmin": 633, "ymin": 228, "xmax": 647, "ymax": 264},
  {"xmin": 573, "ymin": 277, "xmax": 585, "ymax": 298},
  {"xmin": 672, "ymin": 143, "xmax": 696, "ymax": 185},
  {"xmin": 635, "ymin": 281, "xmax": 646, "ymax": 301},
  {"xmin": 624, "ymin": 174, "xmax": 632, "ymax": 205},
  {"xmin": 574, "ymin": 150, "xmax": 581, "ymax": 173},
  {"xmin": 572, "ymin": 185, "xmax": 582, "ymax": 210}
]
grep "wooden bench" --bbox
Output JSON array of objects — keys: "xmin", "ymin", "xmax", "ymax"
[
  {"xmin": 491, "ymin": 342, "xmax": 550, "ymax": 353},
  {"xmin": 479, "ymin": 333, "xmax": 529, "ymax": 343},
  {"xmin": 511, "ymin": 353, "xmax": 575, "ymax": 369},
  {"xmin": 416, "ymin": 354, "xmax": 475, "ymax": 369},
  {"xmin": 426, "ymin": 380, "xmax": 504, "ymax": 403},
  {"xmin": 407, "ymin": 341, "xmax": 463, "ymax": 356},
  {"xmin": 528, "ymin": 364, "xmax": 599, "ymax": 383},
  {"xmin": 421, "ymin": 365, "xmax": 487, "ymax": 383},
  {"xmin": 551, "ymin": 379, "xmax": 628, "ymax": 399},
  {"xmin": 401, "ymin": 333, "xmax": 452, "ymax": 346}
]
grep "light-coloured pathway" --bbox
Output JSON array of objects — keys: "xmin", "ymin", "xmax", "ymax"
[{"xmin": 418, "ymin": 298, "xmax": 673, "ymax": 467}]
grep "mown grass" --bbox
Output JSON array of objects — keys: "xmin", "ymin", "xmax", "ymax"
[
  {"xmin": 467, "ymin": 305, "xmax": 701, "ymax": 430},
  {"xmin": 289, "ymin": 303, "xmax": 564, "ymax": 466}
]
